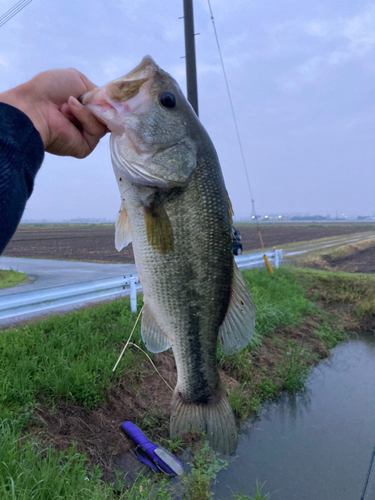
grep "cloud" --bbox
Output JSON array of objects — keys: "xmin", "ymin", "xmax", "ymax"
[
  {"xmin": 278, "ymin": 6, "xmax": 375, "ymax": 90},
  {"xmin": 306, "ymin": 7, "xmax": 375, "ymax": 63}
]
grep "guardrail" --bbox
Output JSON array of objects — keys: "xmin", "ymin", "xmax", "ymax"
[
  {"xmin": 235, "ymin": 248, "xmax": 282, "ymax": 270},
  {"xmin": 0, "ymin": 249, "xmax": 282, "ymax": 322},
  {"xmin": 0, "ymin": 274, "xmax": 141, "ymax": 321}
]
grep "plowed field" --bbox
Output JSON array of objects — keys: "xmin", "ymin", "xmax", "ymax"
[{"xmin": 3, "ymin": 223, "xmax": 375, "ymax": 263}]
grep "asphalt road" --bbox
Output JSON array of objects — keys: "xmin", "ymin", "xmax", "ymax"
[{"xmin": 0, "ymin": 256, "xmax": 137, "ymax": 296}]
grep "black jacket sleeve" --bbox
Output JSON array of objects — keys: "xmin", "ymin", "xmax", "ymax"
[{"xmin": 0, "ymin": 103, "xmax": 44, "ymax": 254}]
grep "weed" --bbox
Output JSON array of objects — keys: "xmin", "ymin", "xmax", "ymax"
[
  {"xmin": 232, "ymin": 481, "xmax": 271, "ymax": 499},
  {"xmin": 184, "ymin": 440, "xmax": 228, "ymax": 500},
  {"xmin": 294, "ymin": 267, "xmax": 375, "ymax": 318},
  {"xmin": 257, "ymin": 378, "xmax": 279, "ymax": 400},
  {"xmin": 220, "ymin": 268, "xmax": 316, "ymax": 381},
  {"xmin": 314, "ymin": 324, "xmax": 344, "ymax": 349},
  {"xmin": 276, "ymin": 340, "xmax": 315, "ymax": 392},
  {"xmin": 228, "ymin": 384, "xmax": 251, "ymax": 420},
  {"xmin": 0, "ymin": 269, "xmax": 27, "ymax": 289},
  {"xmin": 162, "ymin": 436, "xmax": 184, "ymax": 454}
]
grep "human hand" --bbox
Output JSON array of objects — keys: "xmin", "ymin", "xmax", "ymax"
[{"xmin": 0, "ymin": 69, "xmax": 108, "ymax": 158}]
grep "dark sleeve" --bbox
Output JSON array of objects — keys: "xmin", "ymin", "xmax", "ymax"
[{"xmin": 0, "ymin": 103, "xmax": 44, "ymax": 254}]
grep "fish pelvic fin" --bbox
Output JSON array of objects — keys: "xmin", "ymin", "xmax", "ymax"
[
  {"xmin": 115, "ymin": 204, "xmax": 132, "ymax": 251},
  {"xmin": 219, "ymin": 261, "xmax": 256, "ymax": 355},
  {"xmin": 141, "ymin": 303, "xmax": 171, "ymax": 353},
  {"xmin": 143, "ymin": 205, "xmax": 174, "ymax": 254},
  {"xmin": 170, "ymin": 382, "xmax": 238, "ymax": 455}
]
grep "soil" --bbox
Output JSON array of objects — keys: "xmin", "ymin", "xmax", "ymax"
[
  {"xmin": 329, "ymin": 246, "xmax": 375, "ymax": 274},
  {"xmin": 31, "ymin": 314, "xmax": 330, "ymax": 484},
  {"xmin": 35, "ymin": 352, "xmax": 177, "ymax": 484},
  {"xmin": 3, "ymin": 223, "xmax": 375, "ymax": 263}
]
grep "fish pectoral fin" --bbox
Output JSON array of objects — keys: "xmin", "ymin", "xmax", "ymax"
[
  {"xmin": 219, "ymin": 261, "xmax": 256, "ymax": 355},
  {"xmin": 141, "ymin": 303, "xmax": 171, "ymax": 353},
  {"xmin": 143, "ymin": 205, "xmax": 174, "ymax": 254},
  {"xmin": 145, "ymin": 137, "xmax": 197, "ymax": 186},
  {"xmin": 115, "ymin": 204, "xmax": 132, "ymax": 251}
]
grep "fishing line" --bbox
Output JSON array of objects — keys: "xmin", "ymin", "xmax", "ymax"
[
  {"xmin": 112, "ymin": 305, "xmax": 144, "ymax": 372},
  {"xmin": 112, "ymin": 306, "xmax": 175, "ymax": 393},
  {"xmin": 128, "ymin": 342, "xmax": 175, "ymax": 394},
  {"xmin": 360, "ymin": 443, "xmax": 375, "ymax": 500},
  {"xmin": 206, "ymin": 0, "xmax": 274, "ymax": 272},
  {"xmin": 0, "ymin": 0, "xmax": 33, "ymax": 28}
]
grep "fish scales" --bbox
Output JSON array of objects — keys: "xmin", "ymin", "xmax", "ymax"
[{"xmin": 81, "ymin": 56, "xmax": 256, "ymax": 454}]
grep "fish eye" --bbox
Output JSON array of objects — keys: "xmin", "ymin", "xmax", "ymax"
[{"xmin": 160, "ymin": 91, "xmax": 176, "ymax": 109}]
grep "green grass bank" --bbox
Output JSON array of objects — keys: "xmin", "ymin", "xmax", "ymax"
[{"xmin": 0, "ymin": 266, "xmax": 352, "ymax": 499}]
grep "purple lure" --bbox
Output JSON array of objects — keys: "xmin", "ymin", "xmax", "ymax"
[{"xmin": 120, "ymin": 421, "xmax": 184, "ymax": 476}]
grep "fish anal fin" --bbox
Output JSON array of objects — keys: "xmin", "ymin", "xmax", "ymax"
[
  {"xmin": 115, "ymin": 204, "xmax": 132, "ymax": 251},
  {"xmin": 143, "ymin": 205, "xmax": 174, "ymax": 254},
  {"xmin": 219, "ymin": 262, "xmax": 256, "ymax": 355},
  {"xmin": 141, "ymin": 303, "xmax": 171, "ymax": 353}
]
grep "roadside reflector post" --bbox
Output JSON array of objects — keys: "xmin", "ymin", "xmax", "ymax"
[
  {"xmin": 130, "ymin": 277, "xmax": 137, "ymax": 313},
  {"xmin": 263, "ymin": 254, "xmax": 274, "ymax": 274},
  {"xmin": 274, "ymin": 249, "xmax": 279, "ymax": 269}
]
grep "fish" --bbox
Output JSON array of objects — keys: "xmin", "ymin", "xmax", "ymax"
[{"xmin": 80, "ymin": 56, "xmax": 256, "ymax": 454}]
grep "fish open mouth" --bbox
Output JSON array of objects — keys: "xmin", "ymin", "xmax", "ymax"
[{"xmin": 79, "ymin": 56, "xmax": 158, "ymax": 123}]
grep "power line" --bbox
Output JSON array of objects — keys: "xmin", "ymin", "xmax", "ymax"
[
  {"xmin": 206, "ymin": 0, "xmax": 258, "ymax": 221},
  {"xmin": 0, "ymin": 0, "xmax": 33, "ymax": 29}
]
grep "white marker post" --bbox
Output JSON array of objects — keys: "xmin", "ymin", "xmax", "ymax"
[
  {"xmin": 130, "ymin": 276, "xmax": 137, "ymax": 313},
  {"xmin": 274, "ymin": 249, "xmax": 279, "ymax": 269}
]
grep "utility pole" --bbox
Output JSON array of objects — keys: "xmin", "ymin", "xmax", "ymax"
[{"xmin": 183, "ymin": 0, "xmax": 199, "ymax": 116}]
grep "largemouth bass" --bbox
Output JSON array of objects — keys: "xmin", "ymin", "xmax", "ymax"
[{"xmin": 81, "ymin": 57, "xmax": 256, "ymax": 454}]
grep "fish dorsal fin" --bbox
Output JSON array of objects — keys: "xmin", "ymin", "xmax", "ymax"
[
  {"xmin": 227, "ymin": 191, "xmax": 234, "ymax": 224},
  {"xmin": 115, "ymin": 204, "xmax": 132, "ymax": 251},
  {"xmin": 141, "ymin": 303, "xmax": 171, "ymax": 353},
  {"xmin": 219, "ymin": 262, "xmax": 256, "ymax": 355},
  {"xmin": 143, "ymin": 205, "xmax": 174, "ymax": 254}
]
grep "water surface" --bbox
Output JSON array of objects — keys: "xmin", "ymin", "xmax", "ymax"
[{"xmin": 214, "ymin": 333, "xmax": 375, "ymax": 500}]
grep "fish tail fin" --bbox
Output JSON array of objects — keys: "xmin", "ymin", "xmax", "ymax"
[{"xmin": 170, "ymin": 382, "xmax": 238, "ymax": 454}]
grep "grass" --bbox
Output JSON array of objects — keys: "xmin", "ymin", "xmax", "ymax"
[
  {"xmin": 0, "ymin": 269, "xmax": 27, "ymax": 289},
  {"xmin": 0, "ymin": 297, "xmax": 145, "ymax": 421},
  {"xmin": 0, "ymin": 266, "xmax": 349, "ymax": 499},
  {"xmin": 327, "ymin": 237, "xmax": 375, "ymax": 260},
  {"xmin": 232, "ymin": 482, "xmax": 270, "ymax": 500},
  {"xmin": 219, "ymin": 267, "xmax": 316, "ymax": 377},
  {"xmin": 222, "ymin": 267, "xmax": 344, "ymax": 421},
  {"xmin": 290, "ymin": 235, "xmax": 375, "ymax": 270},
  {"xmin": 293, "ymin": 266, "xmax": 375, "ymax": 318}
]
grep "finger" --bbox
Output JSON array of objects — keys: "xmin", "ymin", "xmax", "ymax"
[
  {"xmin": 68, "ymin": 96, "xmax": 108, "ymax": 138},
  {"xmin": 60, "ymin": 102, "xmax": 83, "ymax": 130},
  {"xmin": 60, "ymin": 102, "xmax": 72, "ymax": 118},
  {"xmin": 60, "ymin": 97, "xmax": 108, "ymax": 158}
]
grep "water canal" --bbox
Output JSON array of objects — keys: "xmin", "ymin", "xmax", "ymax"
[{"xmin": 214, "ymin": 332, "xmax": 375, "ymax": 500}]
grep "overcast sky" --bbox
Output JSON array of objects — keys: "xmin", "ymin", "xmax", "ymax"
[{"xmin": 1, "ymin": 0, "xmax": 374, "ymax": 220}]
